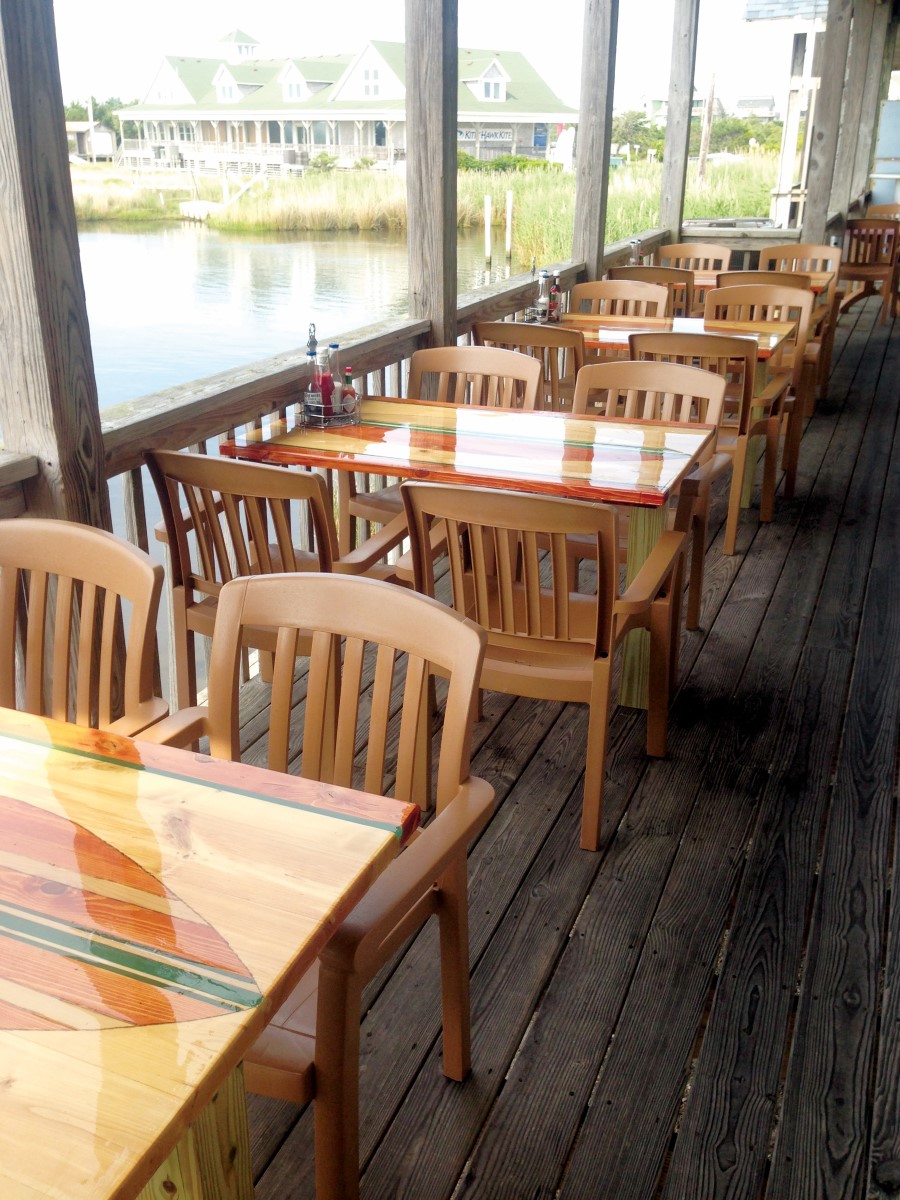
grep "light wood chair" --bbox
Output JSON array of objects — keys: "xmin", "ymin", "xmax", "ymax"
[
  {"xmin": 0, "ymin": 517, "xmax": 168, "ymax": 735},
  {"xmin": 568, "ymin": 278, "xmax": 669, "ymax": 318},
  {"xmin": 572, "ymin": 359, "xmax": 728, "ymax": 631},
  {"xmin": 629, "ymin": 331, "xmax": 794, "ymax": 555},
  {"xmin": 861, "ymin": 208, "xmax": 900, "ymax": 319},
  {"xmin": 472, "ymin": 320, "xmax": 586, "ymax": 411},
  {"xmin": 703, "ymin": 283, "xmax": 813, "ymax": 496},
  {"xmin": 608, "ymin": 264, "xmax": 696, "ymax": 317},
  {"xmin": 658, "ymin": 242, "xmax": 733, "ymax": 313},
  {"xmin": 402, "ymin": 481, "xmax": 686, "ymax": 852},
  {"xmin": 758, "ymin": 242, "xmax": 842, "ymax": 391},
  {"xmin": 339, "ymin": 344, "xmax": 543, "ymax": 557},
  {"xmin": 146, "ymin": 449, "xmax": 407, "ymax": 709},
  {"xmin": 716, "ymin": 270, "xmax": 821, "ymax": 413},
  {"xmin": 838, "ymin": 217, "xmax": 900, "ymax": 324},
  {"xmin": 142, "ymin": 572, "xmax": 494, "ymax": 1200}
]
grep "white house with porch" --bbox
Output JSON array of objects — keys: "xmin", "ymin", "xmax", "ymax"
[{"xmin": 116, "ymin": 30, "xmax": 576, "ymax": 174}]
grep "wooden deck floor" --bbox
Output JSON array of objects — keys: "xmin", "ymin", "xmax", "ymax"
[{"xmin": 245, "ymin": 295, "xmax": 900, "ymax": 1200}]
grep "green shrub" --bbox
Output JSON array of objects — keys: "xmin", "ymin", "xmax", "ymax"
[{"xmin": 308, "ymin": 152, "xmax": 337, "ymax": 172}]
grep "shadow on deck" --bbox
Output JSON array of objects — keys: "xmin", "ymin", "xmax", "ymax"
[{"xmin": 245, "ymin": 295, "xmax": 900, "ymax": 1199}]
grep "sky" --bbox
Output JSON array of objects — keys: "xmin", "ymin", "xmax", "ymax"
[{"xmin": 52, "ymin": 0, "xmax": 801, "ymax": 116}]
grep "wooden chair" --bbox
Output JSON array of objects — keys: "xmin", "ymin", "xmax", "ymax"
[
  {"xmin": 402, "ymin": 481, "xmax": 686, "ymax": 852},
  {"xmin": 716, "ymin": 270, "xmax": 821, "ymax": 413},
  {"xmin": 629, "ymin": 331, "xmax": 794, "ymax": 555},
  {"xmin": 339, "ymin": 344, "xmax": 543, "ymax": 558},
  {"xmin": 472, "ymin": 320, "xmax": 586, "ymax": 411},
  {"xmin": 142, "ymin": 572, "xmax": 494, "ymax": 1200},
  {"xmin": 703, "ymin": 283, "xmax": 813, "ymax": 496},
  {"xmin": 572, "ymin": 359, "xmax": 728, "ymax": 631},
  {"xmin": 146, "ymin": 449, "xmax": 407, "ymax": 709},
  {"xmin": 658, "ymin": 242, "xmax": 733, "ymax": 313},
  {"xmin": 838, "ymin": 217, "xmax": 900, "ymax": 324},
  {"xmin": 861, "ymin": 208, "xmax": 900, "ymax": 319},
  {"xmin": 568, "ymin": 278, "xmax": 669, "ymax": 318},
  {"xmin": 758, "ymin": 242, "xmax": 842, "ymax": 390},
  {"xmin": 0, "ymin": 517, "xmax": 167, "ymax": 735},
  {"xmin": 608, "ymin": 264, "xmax": 696, "ymax": 317}
]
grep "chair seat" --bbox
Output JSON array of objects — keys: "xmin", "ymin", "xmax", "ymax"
[{"xmin": 244, "ymin": 963, "xmax": 318, "ymax": 1105}]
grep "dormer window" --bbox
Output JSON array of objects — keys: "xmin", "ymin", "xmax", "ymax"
[
  {"xmin": 285, "ymin": 80, "xmax": 304, "ymax": 100},
  {"xmin": 219, "ymin": 82, "xmax": 236, "ymax": 101},
  {"xmin": 483, "ymin": 80, "xmax": 501, "ymax": 100},
  {"xmin": 364, "ymin": 68, "xmax": 379, "ymax": 97}
]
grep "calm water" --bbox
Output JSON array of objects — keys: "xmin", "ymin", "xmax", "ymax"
[{"xmin": 78, "ymin": 222, "xmax": 525, "ymax": 408}]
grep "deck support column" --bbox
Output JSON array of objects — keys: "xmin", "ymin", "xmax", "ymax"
[
  {"xmin": 0, "ymin": 0, "xmax": 110, "ymax": 527},
  {"xmin": 571, "ymin": 0, "xmax": 619, "ymax": 281},
  {"xmin": 852, "ymin": 2, "xmax": 894, "ymax": 201},
  {"xmin": 406, "ymin": 0, "xmax": 458, "ymax": 347},
  {"xmin": 801, "ymin": 0, "xmax": 853, "ymax": 243},
  {"xmin": 659, "ymin": 0, "xmax": 701, "ymax": 240},
  {"xmin": 831, "ymin": 0, "xmax": 876, "ymax": 214}
]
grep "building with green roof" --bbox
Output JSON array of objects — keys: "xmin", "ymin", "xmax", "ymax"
[{"xmin": 116, "ymin": 30, "xmax": 577, "ymax": 173}]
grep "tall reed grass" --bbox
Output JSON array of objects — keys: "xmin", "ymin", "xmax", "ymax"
[{"xmin": 71, "ymin": 155, "xmax": 779, "ymax": 261}]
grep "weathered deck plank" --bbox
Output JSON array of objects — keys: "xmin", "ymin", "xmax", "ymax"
[{"xmin": 244, "ymin": 298, "xmax": 899, "ymax": 1199}]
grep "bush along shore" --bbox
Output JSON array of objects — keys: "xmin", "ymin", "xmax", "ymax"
[{"xmin": 70, "ymin": 154, "xmax": 778, "ymax": 266}]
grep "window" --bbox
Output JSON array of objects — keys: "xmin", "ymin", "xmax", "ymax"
[
  {"xmin": 177, "ymin": 123, "xmax": 195, "ymax": 142},
  {"xmin": 313, "ymin": 121, "xmax": 327, "ymax": 145},
  {"xmin": 285, "ymin": 80, "xmax": 304, "ymax": 100},
  {"xmin": 364, "ymin": 68, "xmax": 380, "ymax": 98},
  {"xmin": 483, "ymin": 80, "xmax": 500, "ymax": 100}
]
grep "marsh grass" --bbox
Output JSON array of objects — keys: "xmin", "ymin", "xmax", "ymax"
[{"xmin": 71, "ymin": 155, "xmax": 778, "ymax": 257}]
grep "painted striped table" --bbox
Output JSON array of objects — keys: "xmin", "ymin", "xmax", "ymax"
[
  {"xmin": 0, "ymin": 707, "xmax": 416, "ymax": 1199},
  {"xmin": 222, "ymin": 400, "xmax": 716, "ymax": 708}
]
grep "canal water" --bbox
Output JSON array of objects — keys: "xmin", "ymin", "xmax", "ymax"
[
  {"xmin": 79, "ymin": 222, "xmax": 527, "ymax": 408},
  {"xmin": 79, "ymin": 220, "xmax": 527, "ymax": 695}
]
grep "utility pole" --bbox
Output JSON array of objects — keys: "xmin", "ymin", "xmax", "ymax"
[{"xmin": 697, "ymin": 74, "xmax": 715, "ymax": 181}]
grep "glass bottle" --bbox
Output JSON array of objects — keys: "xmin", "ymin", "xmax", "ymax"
[
  {"xmin": 341, "ymin": 368, "xmax": 358, "ymax": 419},
  {"xmin": 307, "ymin": 323, "xmax": 317, "ymax": 355},
  {"xmin": 328, "ymin": 342, "xmax": 341, "ymax": 386},
  {"xmin": 316, "ymin": 346, "xmax": 335, "ymax": 417},
  {"xmin": 303, "ymin": 349, "xmax": 322, "ymax": 423},
  {"xmin": 548, "ymin": 274, "xmax": 561, "ymax": 322},
  {"xmin": 536, "ymin": 270, "xmax": 551, "ymax": 322}
]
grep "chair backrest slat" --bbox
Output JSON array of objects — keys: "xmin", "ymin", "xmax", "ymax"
[
  {"xmin": 573, "ymin": 359, "xmax": 726, "ymax": 428},
  {"xmin": 0, "ymin": 518, "xmax": 164, "ymax": 731},
  {"xmin": 205, "ymin": 574, "xmax": 486, "ymax": 812}
]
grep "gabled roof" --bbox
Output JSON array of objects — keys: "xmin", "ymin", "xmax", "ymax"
[
  {"xmin": 117, "ymin": 39, "xmax": 575, "ymax": 120},
  {"xmin": 219, "ymin": 29, "xmax": 258, "ymax": 45}
]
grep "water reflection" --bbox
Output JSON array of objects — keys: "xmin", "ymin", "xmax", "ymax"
[{"xmin": 78, "ymin": 223, "xmax": 526, "ymax": 408}]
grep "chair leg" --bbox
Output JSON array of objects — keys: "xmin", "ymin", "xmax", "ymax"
[
  {"xmin": 685, "ymin": 506, "xmax": 708, "ymax": 632},
  {"xmin": 314, "ymin": 962, "xmax": 363, "ymax": 1200},
  {"xmin": 723, "ymin": 438, "xmax": 749, "ymax": 556},
  {"xmin": 759, "ymin": 417, "xmax": 780, "ymax": 524},
  {"xmin": 437, "ymin": 854, "xmax": 473, "ymax": 1081},
  {"xmin": 781, "ymin": 409, "xmax": 803, "ymax": 501},
  {"xmin": 580, "ymin": 657, "xmax": 614, "ymax": 852}
]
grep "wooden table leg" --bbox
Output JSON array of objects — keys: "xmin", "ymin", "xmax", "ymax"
[
  {"xmin": 137, "ymin": 1065, "xmax": 254, "ymax": 1200},
  {"xmin": 619, "ymin": 505, "xmax": 667, "ymax": 710}
]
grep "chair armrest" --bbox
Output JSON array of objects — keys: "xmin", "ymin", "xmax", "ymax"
[
  {"xmin": 134, "ymin": 706, "xmax": 210, "ymax": 747},
  {"xmin": 105, "ymin": 697, "xmax": 170, "ymax": 737},
  {"xmin": 333, "ymin": 511, "xmax": 409, "ymax": 574},
  {"xmin": 320, "ymin": 776, "xmax": 496, "ymax": 976},
  {"xmin": 616, "ymin": 529, "xmax": 686, "ymax": 615}
]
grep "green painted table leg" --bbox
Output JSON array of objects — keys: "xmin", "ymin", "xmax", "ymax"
[{"xmin": 619, "ymin": 506, "xmax": 667, "ymax": 710}]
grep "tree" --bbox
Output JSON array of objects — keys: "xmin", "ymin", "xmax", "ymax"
[
  {"xmin": 611, "ymin": 110, "xmax": 655, "ymax": 157},
  {"xmin": 62, "ymin": 96, "xmax": 139, "ymax": 143}
]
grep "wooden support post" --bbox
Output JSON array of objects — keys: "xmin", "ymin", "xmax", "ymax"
[
  {"xmin": 771, "ymin": 33, "xmax": 807, "ymax": 227},
  {"xmin": 406, "ymin": 0, "xmax": 458, "ymax": 348},
  {"xmin": 801, "ymin": 0, "xmax": 853, "ymax": 244},
  {"xmin": 571, "ymin": 0, "xmax": 619, "ymax": 282},
  {"xmin": 659, "ymin": 0, "xmax": 701, "ymax": 239},
  {"xmin": 831, "ymin": 0, "xmax": 876, "ymax": 214},
  {"xmin": 852, "ymin": 2, "xmax": 894, "ymax": 201},
  {"xmin": 0, "ymin": 0, "xmax": 110, "ymax": 528}
]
